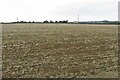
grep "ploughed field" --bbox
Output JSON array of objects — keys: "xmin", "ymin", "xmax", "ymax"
[{"xmin": 2, "ymin": 24, "xmax": 118, "ymax": 78}]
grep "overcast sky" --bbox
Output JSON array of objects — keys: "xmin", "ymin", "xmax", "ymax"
[{"xmin": 0, "ymin": 0, "xmax": 119, "ymax": 22}]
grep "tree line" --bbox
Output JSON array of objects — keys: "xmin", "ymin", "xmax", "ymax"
[
  {"xmin": 12, "ymin": 20, "xmax": 68, "ymax": 23},
  {"xmin": 44, "ymin": 20, "xmax": 68, "ymax": 23},
  {"xmin": 1, "ymin": 20, "xmax": 119, "ymax": 25}
]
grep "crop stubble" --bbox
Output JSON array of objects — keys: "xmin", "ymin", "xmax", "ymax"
[{"xmin": 2, "ymin": 24, "xmax": 118, "ymax": 78}]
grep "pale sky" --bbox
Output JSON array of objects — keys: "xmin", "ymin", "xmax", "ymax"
[{"xmin": 0, "ymin": 0, "xmax": 119, "ymax": 22}]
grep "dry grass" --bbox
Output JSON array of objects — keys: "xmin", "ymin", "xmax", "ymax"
[{"xmin": 2, "ymin": 24, "xmax": 118, "ymax": 78}]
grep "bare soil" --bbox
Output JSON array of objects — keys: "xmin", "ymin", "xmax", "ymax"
[{"xmin": 2, "ymin": 24, "xmax": 118, "ymax": 78}]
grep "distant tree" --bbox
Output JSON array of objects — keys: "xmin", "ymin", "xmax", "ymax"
[
  {"xmin": 20, "ymin": 20, "xmax": 27, "ymax": 23},
  {"xmin": 59, "ymin": 21, "xmax": 63, "ymax": 23},
  {"xmin": 66, "ymin": 20, "xmax": 68, "ymax": 23},
  {"xmin": 62, "ymin": 20, "xmax": 68, "ymax": 23},
  {"xmin": 50, "ymin": 20, "xmax": 54, "ymax": 23},
  {"xmin": 58, "ymin": 20, "xmax": 68, "ymax": 23},
  {"xmin": 44, "ymin": 20, "xmax": 49, "ymax": 23},
  {"xmin": 55, "ymin": 21, "xmax": 58, "ymax": 23}
]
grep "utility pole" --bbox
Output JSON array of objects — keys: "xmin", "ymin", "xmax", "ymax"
[
  {"xmin": 17, "ymin": 17, "xmax": 18, "ymax": 22},
  {"xmin": 78, "ymin": 14, "xmax": 79, "ymax": 23}
]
